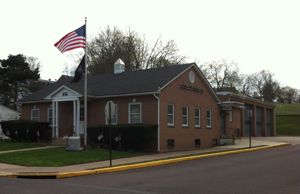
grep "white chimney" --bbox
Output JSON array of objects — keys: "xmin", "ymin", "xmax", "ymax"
[{"xmin": 114, "ymin": 58, "xmax": 125, "ymax": 74}]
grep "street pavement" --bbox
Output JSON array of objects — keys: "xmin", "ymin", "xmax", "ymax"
[
  {"xmin": 0, "ymin": 143, "xmax": 299, "ymax": 194},
  {"xmin": 0, "ymin": 137, "xmax": 290, "ymax": 176}
]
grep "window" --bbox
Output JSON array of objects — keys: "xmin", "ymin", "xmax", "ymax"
[
  {"xmin": 195, "ymin": 139, "xmax": 201, "ymax": 148},
  {"xmin": 195, "ymin": 108, "xmax": 200, "ymax": 128},
  {"xmin": 206, "ymin": 108, "xmax": 212, "ymax": 128},
  {"xmin": 31, "ymin": 107, "xmax": 40, "ymax": 121},
  {"xmin": 167, "ymin": 104, "xmax": 174, "ymax": 126},
  {"xmin": 229, "ymin": 110, "xmax": 233, "ymax": 122},
  {"xmin": 167, "ymin": 139, "xmax": 175, "ymax": 149},
  {"xmin": 48, "ymin": 106, "xmax": 53, "ymax": 125},
  {"xmin": 80, "ymin": 104, "xmax": 84, "ymax": 121},
  {"xmin": 106, "ymin": 104, "xmax": 118, "ymax": 125},
  {"xmin": 182, "ymin": 106, "xmax": 189, "ymax": 127},
  {"xmin": 129, "ymin": 103, "xmax": 141, "ymax": 124}
]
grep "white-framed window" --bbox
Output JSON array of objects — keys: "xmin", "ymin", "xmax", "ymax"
[
  {"xmin": 48, "ymin": 106, "xmax": 53, "ymax": 125},
  {"xmin": 167, "ymin": 104, "xmax": 174, "ymax": 126},
  {"xmin": 229, "ymin": 110, "xmax": 233, "ymax": 122},
  {"xmin": 182, "ymin": 106, "xmax": 189, "ymax": 127},
  {"xmin": 195, "ymin": 107, "xmax": 201, "ymax": 128},
  {"xmin": 128, "ymin": 103, "xmax": 142, "ymax": 124},
  {"xmin": 206, "ymin": 108, "xmax": 212, "ymax": 128},
  {"xmin": 31, "ymin": 106, "xmax": 40, "ymax": 121},
  {"xmin": 80, "ymin": 104, "xmax": 84, "ymax": 121},
  {"xmin": 105, "ymin": 104, "xmax": 118, "ymax": 125}
]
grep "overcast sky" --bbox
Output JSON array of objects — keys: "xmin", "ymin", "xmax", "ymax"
[{"xmin": 1, "ymin": 0, "xmax": 299, "ymax": 88}]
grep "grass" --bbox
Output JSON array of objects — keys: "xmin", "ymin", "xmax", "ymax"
[
  {"xmin": 275, "ymin": 103, "xmax": 300, "ymax": 136},
  {"xmin": 276, "ymin": 103, "xmax": 300, "ymax": 115},
  {"xmin": 0, "ymin": 147, "xmax": 141, "ymax": 166},
  {"xmin": 276, "ymin": 116, "xmax": 300, "ymax": 136},
  {"xmin": 0, "ymin": 141, "xmax": 44, "ymax": 151}
]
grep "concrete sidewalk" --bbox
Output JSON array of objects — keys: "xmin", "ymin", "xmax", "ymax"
[{"xmin": 0, "ymin": 138, "xmax": 290, "ymax": 178}]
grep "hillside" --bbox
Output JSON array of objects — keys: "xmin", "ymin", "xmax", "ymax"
[
  {"xmin": 276, "ymin": 103, "xmax": 300, "ymax": 136},
  {"xmin": 276, "ymin": 103, "xmax": 300, "ymax": 115}
]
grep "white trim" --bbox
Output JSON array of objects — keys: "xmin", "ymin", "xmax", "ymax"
[
  {"xmin": 182, "ymin": 106, "xmax": 189, "ymax": 127},
  {"xmin": 31, "ymin": 107, "xmax": 40, "ymax": 121},
  {"xmin": 167, "ymin": 104, "xmax": 175, "ymax": 127},
  {"xmin": 128, "ymin": 102, "xmax": 142, "ymax": 124},
  {"xmin": 90, "ymin": 92, "xmax": 155, "ymax": 99},
  {"xmin": 19, "ymin": 100, "xmax": 52, "ymax": 104},
  {"xmin": 73, "ymin": 100, "xmax": 76, "ymax": 135},
  {"xmin": 195, "ymin": 107, "xmax": 201, "ymax": 128},
  {"xmin": 52, "ymin": 101, "xmax": 55, "ymax": 138},
  {"xmin": 153, "ymin": 92, "xmax": 160, "ymax": 152},
  {"xmin": 229, "ymin": 110, "xmax": 233, "ymax": 122},
  {"xmin": 206, "ymin": 108, "xmax": 212, "ymax": 128},
  {"xmin": 55, "ymin": 101, "xmax": 59, "ymax": 137},
  {"xmin": 47, "ymin": 105, "xmax": 53, "ymax": 125},
  {"xmin": 105, "ymin": 104, "xmax": 118, "ymax": 125},
  {"xmin": 76, "ymin": 100, "xmax": 80, "ymax": 135},
  {"xmin": 159, "ymin": 64, "xmax": 193, "ymax": 91},
  {"xmin": 44, "ymin": 85, "xmax": 82, "ymax": 100}
]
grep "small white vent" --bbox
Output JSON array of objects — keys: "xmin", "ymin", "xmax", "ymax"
[{"xmin": 114, "ymin": 58, "xmax": 125, "ymax": 74}]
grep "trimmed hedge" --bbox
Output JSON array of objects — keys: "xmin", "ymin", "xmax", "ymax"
[
  {"xmin": 1, "ymin": 120, "xmax": 52, "ymax": 142},
  {"xmin": 88, "ymin": 124, "xmax": 158, "ymax": 152}
]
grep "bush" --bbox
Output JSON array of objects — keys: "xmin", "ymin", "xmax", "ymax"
[
  {"xmin": 87, "ymin": 124, "xmax": 157, "ymax": 152},
  {"xmin": 1, "ymin": 120, "xmax": 51, "ymax": 142}
]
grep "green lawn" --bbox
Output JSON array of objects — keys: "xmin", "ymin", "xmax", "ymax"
[
  {"xmin": 276, "ymin": 116, "xmax": 300, "ymax": 136},
  {"xmin": 275, "ymin": 103, "xmax": 300, "ymax": 136},
  {"xmin": 0, "ymin": 147, "xmax": 141, "ymax": 166},
  {"xmin": 276, "ymin": 103, "xmax": 300, "ymax": 115},
  {"xmin": 0, "ymin": 141, "xmax": 44, "ymax": 151}
]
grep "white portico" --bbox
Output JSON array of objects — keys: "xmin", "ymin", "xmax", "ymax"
[{"xmin": 45, "ymin": 85, "xmax": 83, "ymax": 138}]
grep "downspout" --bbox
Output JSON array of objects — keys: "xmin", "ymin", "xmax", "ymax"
[{"xmin": 153, "ymin": 87, "xmax": 160, "ymax": 152}]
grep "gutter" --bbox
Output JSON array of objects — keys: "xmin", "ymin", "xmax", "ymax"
[{"xmin": 153, "ymin": 87, "xmax": 161, "ymax": 152}]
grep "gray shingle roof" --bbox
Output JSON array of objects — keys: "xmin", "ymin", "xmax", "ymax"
[{"xmin": 20, "ymin": 63, "xmax": 194, "ymax": 103}]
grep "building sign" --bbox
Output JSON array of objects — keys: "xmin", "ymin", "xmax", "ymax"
[{"xmin": 180, "ymin": 84, "xmax": 204, "ymax": 94}]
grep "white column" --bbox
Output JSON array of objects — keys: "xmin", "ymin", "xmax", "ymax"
[
  {"xmin": 77, "ymin": 99, "xmax": 80, "ymax": 136},
  {"xmin": 73, "ymin": 100, "xmax": 76, "ymax": 136},
  {"xmin": 52, "ymin": 100, "xmax": 55, "ymax": 138},
  {"xmin": 55, "ymin": 101, "xmax": 59, "ymax": 137}
]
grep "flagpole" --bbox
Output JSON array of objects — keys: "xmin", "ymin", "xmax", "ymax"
[{"xmin": 84, "ymin": 17, "xmax": 88, "ymax": 148}]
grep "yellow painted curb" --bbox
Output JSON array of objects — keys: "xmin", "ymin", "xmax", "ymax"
[
  {"xmin": 2, "ymin": 143, "xmax": 289, "ymax": 179},
  {"xmin": 56, "ymin": 143, "xmax": 290, "ymax": 179}
]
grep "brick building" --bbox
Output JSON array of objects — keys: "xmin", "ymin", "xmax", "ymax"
[
  {"xmin": 218, "ymin": 91, "xmax": 276, "ymax": 138},
  {"xmin": 19, "ymin": 62, "xmax": 276, "ymax": 152}
]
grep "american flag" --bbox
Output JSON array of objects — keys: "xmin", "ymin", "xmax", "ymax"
[{"xmin": 54, "ymin": 25, "xmax": 86, "ymax": 53}]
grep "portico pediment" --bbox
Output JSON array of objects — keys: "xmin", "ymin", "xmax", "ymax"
[{"xmin": 45, "ymin": 85, "xmax": 82, "ymax": 101}]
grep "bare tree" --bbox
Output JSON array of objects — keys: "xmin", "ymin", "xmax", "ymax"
[
  {"xmin": 201, "ymin": 60, "xmax": 241, "ymax": 92},
  {"xmin": 87, "ymin": 26, "xmax": 185, "ymax": 74},
  {"xmin": 277, "ymin": 86, "xmax": 298, "ymax": 103},
  {"xmin": 240, "ymin": 70, "xmax": 279, "ymax": 102}
]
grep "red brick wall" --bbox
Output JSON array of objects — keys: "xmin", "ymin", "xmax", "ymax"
[
  {"xmin": 21, "ymin": 102, "xmax": 74, "ymax": 137},
  {"xmin": 159, "ymin": 66, "xmax": 221, "ymax": 151},
  {"xmin": 21, "ymin": 102, "xmax": 51, "ymax": 122},
  {"xmin": 225, "ymin": 108, "xmax": 242, "ymax": 137},
  {"xmin": 87, "ymin": 95, "xmax": 158, "ymax": 127}
]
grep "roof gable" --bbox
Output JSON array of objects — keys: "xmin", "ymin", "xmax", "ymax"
[
  {"xmin": 159, "ymin": 64, "xmax": 220, "ymax": 103},
  {"xmin": 45, "ymin": 85, "xmax": 82, "ymax": 100},
  {"xmin": 19, "ymin": 63, "xmax": 197, "ymax": 103}
]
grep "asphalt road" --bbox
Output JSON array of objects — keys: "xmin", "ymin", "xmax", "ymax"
[{"xmin": 1, "ymin": 145, "xmax": 300, "ymax": 194}]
